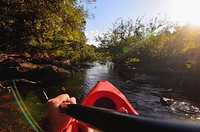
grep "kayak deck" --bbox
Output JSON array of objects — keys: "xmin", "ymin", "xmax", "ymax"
[
  {"xmin": 81, "ymin": 80, "xmax": 138, "ymax": 114},
  {"xmin": 61, "ymin": 80, "xmax": 200, "ymax": 132},
  {"xmin": 64, "ymin": 80, "xmax": 138, "ymax": 132}
]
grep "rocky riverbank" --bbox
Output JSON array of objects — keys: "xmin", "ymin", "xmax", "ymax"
[{"xmin": 0, "ymin": 53, "xmax": 71, "ymax": 82}]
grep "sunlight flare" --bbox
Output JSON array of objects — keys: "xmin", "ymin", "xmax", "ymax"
[{"xmin": 170, "ymin": 0, "xmax": 200, "ymax": 25}]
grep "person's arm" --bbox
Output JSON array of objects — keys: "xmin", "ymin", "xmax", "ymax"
[
  {"xmin": 45, "ymin": 94, "xmax": 76, "ymax": 132},
  {"xmin": 44, "ymin": 94, "xmax": 101, "ymax": 132}
]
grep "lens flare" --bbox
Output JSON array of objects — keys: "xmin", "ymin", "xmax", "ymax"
[{"xmin": 11, "ymin": 80, "xmax": 43, "ymax": 132}]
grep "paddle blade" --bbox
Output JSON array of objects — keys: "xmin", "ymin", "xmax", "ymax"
[{"xmin": 60, "ymin": 104, "xmax": 200, "ymax": 132}]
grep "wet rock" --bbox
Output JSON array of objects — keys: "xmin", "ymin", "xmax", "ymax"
[
  {"xmin": 22, "ymin": 65, "xmax": 70, "ymax": 82},
  {"xmin": 0, "ymin": 53, "xmax": 70, "ymax": 82},
  {"xmin": 160, "ymin": 96, "xmax": 174, "ymax": 106}
]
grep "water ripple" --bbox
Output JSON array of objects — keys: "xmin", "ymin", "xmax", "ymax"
[{"xmin": 82, "ymin": 62, "xmax": 200, "ymax": 122}]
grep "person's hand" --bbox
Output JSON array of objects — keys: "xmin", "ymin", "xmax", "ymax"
[{"xmin": 46, "ymin": 94, "xmax": 76, "ymax": 132}]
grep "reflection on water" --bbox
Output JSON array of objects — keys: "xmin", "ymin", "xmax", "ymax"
[{"xmin": 80, "ymin": 62, "xmax": 116, "ymax": 97}]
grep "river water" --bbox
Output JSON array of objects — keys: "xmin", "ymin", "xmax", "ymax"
[
  {"xmin": 76, "ymin": 62, "xmax": 200, "ymax": 123},
  {"xmin": 1, "ymin": 61, "xmax": 200, "ymax": 131}
]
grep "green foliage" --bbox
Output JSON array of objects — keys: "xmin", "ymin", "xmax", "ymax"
[
  {"xmin": 98, "ymin": 17, "xmax": 200, "ymax": 72},
  {"xmin": 97, "ymin": 18, "xmax": 141, "ymax": 59},
  {"xmin": 126, "ymin": 57, "xmax": 140, "ymax": 63},
  {"xmin": 0, "ymin": 0, "xmax": 96, "ymax": 63}
]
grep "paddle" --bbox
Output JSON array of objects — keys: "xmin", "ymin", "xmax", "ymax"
[{"xmin": 59, "ymin": 103, "xmax": 200, "ymax": 132}]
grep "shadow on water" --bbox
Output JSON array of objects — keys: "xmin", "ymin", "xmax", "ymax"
[{"xmin": 1, "ymin": 61, "xmax": 200, "ymax": 131}]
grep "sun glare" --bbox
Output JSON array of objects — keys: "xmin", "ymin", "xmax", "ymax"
[{"xmin": 169, "ymin": 0, "xmax": 200, "ymax": 25}]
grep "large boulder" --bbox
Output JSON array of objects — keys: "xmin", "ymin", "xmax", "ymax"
[
  {"xmin": 21, "ymin": 64, "xmax": 70, "ymax": 82},
  {"xmin": 0, "ymin": 54, "xmax": 70, "ymax": 82}
]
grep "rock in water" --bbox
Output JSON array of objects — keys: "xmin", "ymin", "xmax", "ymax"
[{"xmin": 160, "ymin": 96, "xmax": 174, "ymax": 106}]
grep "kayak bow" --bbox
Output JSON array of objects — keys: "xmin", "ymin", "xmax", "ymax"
[
  {"xmin": 80, "ymin": 80, "xmax": 138, "ymax": 115},
  {"xmin": 59, "ymin": 80, "xmax": 200, "ymax": 132},
  {"xmin": 60, "ymin": 80, "xmax": 138, "ymax": 131}
]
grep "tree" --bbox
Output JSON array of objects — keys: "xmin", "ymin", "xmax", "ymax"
[
  {"xmin": 0, "ymin": 0, "xmax": 95, "ymax": 58},
  {"xmin": 97, "ymin": 17, "xmax": 170, "ymax": 62}
]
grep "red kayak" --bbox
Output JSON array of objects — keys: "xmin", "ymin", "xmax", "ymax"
[
  {"xmin": 63, "ymin": 80, "xmax": 138, "ymax": 132},
  {"xmin": 60, "ymin": 80, "xmax": 200, "ymax": 132}
]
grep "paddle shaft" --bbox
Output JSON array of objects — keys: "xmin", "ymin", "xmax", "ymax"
[{"xmin": 59, "ymin": 103, "xmax": 200, "ymax": 132}]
